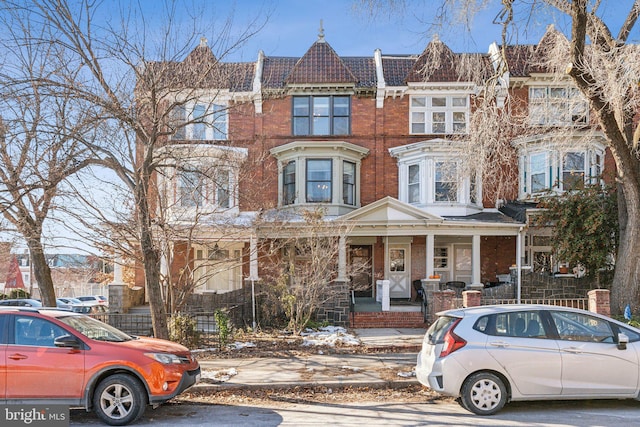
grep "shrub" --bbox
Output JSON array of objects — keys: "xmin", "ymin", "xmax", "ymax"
[
  {"xmin": 214, "ymin": 309, "xmax": 233, "ymax": 347},
  {"xmin": 168, "ymin": 313, "xmax": 200, "ymax": 349}
]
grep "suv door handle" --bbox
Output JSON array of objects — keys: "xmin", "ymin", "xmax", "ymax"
[
  {"xmin": 9, "ymin": 353, "xmax": 28, "ymax": 360},
  {"xmin": 562, "ymin": 347, "xmax": 582, "ymax": 353},
  {"xmin": 489, "ymin": 341, "xmax": 510, "ymax": 348}
]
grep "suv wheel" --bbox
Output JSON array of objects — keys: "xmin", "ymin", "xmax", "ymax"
[
  {"xmin": 460, "ymin": 372, "xmax": 507, "ymax": 415},
  {"xmin": 93, "ymin": 374, "xmax": 147, "ymax": 426}
]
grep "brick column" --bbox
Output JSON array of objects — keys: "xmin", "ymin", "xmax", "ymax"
[
  {"xmin": 427, "ymin": 290, "xmax": 456, "ymax": 323},
  {"xmin": 463, "ymin": 290, "xmax": 482, "ymax": 308},
  {"xmin": 588, "ymin": 289, "xmax": 610, "ymax": 317}
]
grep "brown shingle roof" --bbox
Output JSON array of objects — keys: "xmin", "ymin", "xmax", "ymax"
[
  {"xmin": 285, "ymin": 40, "xmax": 357, "ymax": 85},
  {"xmin": 405, "ymin": 39, "xmax": 491, "ymax": 84}
]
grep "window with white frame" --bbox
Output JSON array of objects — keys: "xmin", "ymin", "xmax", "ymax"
[
  {"xmin": 562, "ymin": 151, "xmax": 585, "ymax": 191},
  {"xmin": 283, "ymin": 161, "xmax": 296, "ymax": 206},
  {"xmin": 408, "ymin": 164, "xmax": 421, "ymax": 203},
  {"xmin": 169, "ymin": 102, "xmax": 228, "ymax": 140},
  {"xmin": 410, "ymin": 95, "xmax": 469, "ymax": 134},
  {"xmin": 435, "ymin": 162, "xmax": 458, "ymax": 202},
  {"xmin": 343, "ymin": 161, "xmax": 356, "ymax": 205},
  {"xmin": 519, "ymin": 146, "xmax": 605, "ymax": 198},
  {"xmin": 176, "ymin": 164, "xmax": 232, "ymax": 209},
  {"xmin": 306, "ymin": 159, "xmax": 332, "ymax": 203},
  {"xmin": 529, "ymin": 152, "xmax": 548, "ymax": 194},
  {"xmin": 529, "ymin": 86, "xmax": 588, "ymax": 126}
]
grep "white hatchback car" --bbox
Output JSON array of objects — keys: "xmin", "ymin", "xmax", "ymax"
[{"xmin": 416, "ymin": 304, "xmax": 640, "ymax": 415}]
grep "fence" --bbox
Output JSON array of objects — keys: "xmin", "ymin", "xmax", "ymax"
[{"xmin": 91, "ymin": 306, "xmax": 243, "ymax": 349}]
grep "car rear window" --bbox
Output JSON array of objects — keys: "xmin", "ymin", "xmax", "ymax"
[
  {"xmin": 474, "ymin": 311, "xmax": 547, "ymax": 338},
  {"xmin": 427, "ymin": 315, "xmax": 459, "ymax": 344}
]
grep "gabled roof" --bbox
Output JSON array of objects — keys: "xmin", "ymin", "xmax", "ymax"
[
  {"xmin": 405, "ymin": 37, "xmax": 492, "ymax": 84},
  {"xmin": 342, "ymin": 196, "xmax": 443, "ymax": 223},
  {"xmin": 285, "ymin": 39, "xmax": 358, "ymax": 85},
  {"xmin": 502, "ymin": 25, "xmax": 570, "ymax": 77}
]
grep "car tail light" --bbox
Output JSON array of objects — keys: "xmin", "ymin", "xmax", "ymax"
[{"xmin": 439, "ymin": 319, "xmax": 466, "ymax": 357}]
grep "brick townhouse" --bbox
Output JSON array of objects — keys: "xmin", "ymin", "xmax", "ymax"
[{"xmin": 140, "ymin": 25, "xmax": 612, "ymax": 325}]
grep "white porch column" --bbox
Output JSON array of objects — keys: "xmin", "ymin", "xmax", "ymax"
[
  {"xmin": 249, "ymin": 235, "xmax": 259, "ymax": 280},
  {"xmin": 426, "ymin": 234, "xmax": 435, "ymax": 277},
  {"xmin": 472, "ymin": 234, "xmax": 481, "ymax": 285},
  {"xmin": 110, "ymin": 257, "xmax": 125, "ymax": 285},
  {"xmin": 516, "ymin": 227, "xmax": 523, "ymax": 303},
  {"xmin": 337, "ymin": 235, "xmax": 347, "ymax": 281}
]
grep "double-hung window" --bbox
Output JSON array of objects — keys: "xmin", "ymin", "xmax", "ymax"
[
  {"xmin": 343, "ymin": 161, "xmax": 356, "ymax": 205},
  {"xmin": 529, "ymin": 152, "xmax": 548, "ymax": 194},
  {"xmin": 293, "ymin": 96, "xmax": 350, "ymax": 136},
  {"xmin": 410, "ymin": 95, "xmax": 469, "ymax": 134},
  {"xmin": 562, "ymin": 152, "xmax": 585, "ymax": 191},
  {"xmin": 178, "ymin": 169, "xmax": 204, "ymax": 208},
  {"xmin": 435, "ymin": 162, "xmax": 458, "ymax": 202},
  {"xmin": 408, "ymin": 164, "xmax": 421, "ymax": 203},
  {"xmin": 283, "ymin": 161, "xmax": 296, "ymax": 205},
  {"xmin": 306, "ymin": 159, "xmax": 332, "ymax": 202}
]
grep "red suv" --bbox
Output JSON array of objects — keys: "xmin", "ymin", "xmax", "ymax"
[{"xmin": 0, "ymin": 307, "xmax": 200, "ymax": 425}]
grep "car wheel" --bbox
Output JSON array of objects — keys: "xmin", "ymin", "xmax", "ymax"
[
  {"xmin": 93, "ymin": 374, "xmax": 147, "ymax": 426},
  {"xmin": 460, "ymin": 372, "xmax": 507, "ymax": 416}
]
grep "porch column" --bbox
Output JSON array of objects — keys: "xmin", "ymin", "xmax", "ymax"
[
  {"xmin": 426, "ymin": 234, "xmax": 435, "ymax": 278},
  {"xmin": 337, "ymin": 235, "xmax": 347, "ymax": 281},
  {"xmin": 472, "ymin": 234, "xmax": 481, "ymax": 285},
  {"xmin": 110, "ymin": 257, "xmax": 125, "ymax": 285}
]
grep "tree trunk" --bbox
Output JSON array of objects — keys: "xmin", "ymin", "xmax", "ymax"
[
  {"xmin": 27, "ymin": 239, "xmax": 56, "ymax": 307},
  {"xmin": 610, "ymin": 185, "xmax": 640, "ymax": 315},
  {"xmin": 136, "ymin": 180, "xmax": 169, "ymax": 340}
]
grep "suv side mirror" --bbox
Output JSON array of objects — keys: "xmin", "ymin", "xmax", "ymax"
[
  {"xmin": 617, "ymin": 333, "xmax": 629, "ymax": 350},
  {"xmin": 54, "ymin": 334, "xmax": 82, "ymax": 349}
]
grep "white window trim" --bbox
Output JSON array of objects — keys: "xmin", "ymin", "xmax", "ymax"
[
  {"xmin": 528, "ymin": 84, "xmax": 589, "ymax": 127},
  {"xmin": 271, "ymin": 141, "xmax": 369, "ymax": 209},
  {"xmin": 169, "ymin": 92, "xmax": 231, "ymax": 141},
  {"xmin": 409, "ymin": 94, "xmax": 470, "ymax": 135},
  {"xmin": 518, "ymin": 144, "xmax": 605, "ymax": 200}
]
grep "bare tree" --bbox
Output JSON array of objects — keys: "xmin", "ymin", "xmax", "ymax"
[
  {"xmin": 0, "ymin": 9, "xmax": 97, "ymax": 306},
  {"xmin": 258, "ymin": 209, "xmax": 365, "ymax": 334},
  {"xmin": 4, "ymin": 0, "xmax": 267, "ymax": 337}
]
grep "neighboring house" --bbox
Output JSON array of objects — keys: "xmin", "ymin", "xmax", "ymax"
[{"xmin": 138, "ymin": 26, "xmax": 613, "ymax": 323}]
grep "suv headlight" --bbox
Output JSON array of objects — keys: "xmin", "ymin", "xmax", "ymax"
[{"xmin": 145, "ymin": 352, "xmax": 182, "ymax": 364}]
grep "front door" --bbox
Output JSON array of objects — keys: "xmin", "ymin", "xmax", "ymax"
[
  {"xmin": 350, "ymin": 245, "xmax": 373, "ymax": 297},
  {"xmin": 453, "ymin": 244, "xmax": 472, "ymax": 284},
  {"xmin": 388, "ymin": 244, "xmax": 410, "ymax": 298}
]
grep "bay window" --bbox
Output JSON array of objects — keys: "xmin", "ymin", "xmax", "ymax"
[
  {"xmin": 169, "ymin": 102, "xmax": 228, "ymax": 141},
  {"xmin": 271, "ymin": 141, "xmax": 368, "ymax": 214}
]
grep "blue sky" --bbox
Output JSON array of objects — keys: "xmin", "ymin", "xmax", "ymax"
[{"xmin": 206, "ymin": 0, "xmax": 636, "ymax": 61}]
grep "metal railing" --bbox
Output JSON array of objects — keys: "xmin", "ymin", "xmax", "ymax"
[{"xmin": 90, "ymin": 310, "xmax": 241, "ymax": 349}]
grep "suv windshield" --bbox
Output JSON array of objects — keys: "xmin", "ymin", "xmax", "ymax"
[{"xmin": 58, "ymin": 315, "xmax": 133, "ymax": 342}]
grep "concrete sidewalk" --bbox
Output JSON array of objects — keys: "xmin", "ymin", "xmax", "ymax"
[{"xmin": 192, "ymin": 328, "xmax": 425, "ymax": 391}]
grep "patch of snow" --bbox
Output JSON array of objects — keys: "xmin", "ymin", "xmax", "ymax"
[
  {"xmin": 341, "ymin": 365, "xmax": 361, "ymax": 372},
  {"xmin": 201, "ymin": 367, "xmax": 238, "ymax": 383},
  {"xmin": 301, "ymin": 326, "xmax": 361, "ymax": 347},
  {"xmin": 397, "ymin": 371, "xmax": 416, "ymax": 378},
  {"xmin": 228, "ymin": 341, "xmax": 256, "ymax": 350}
]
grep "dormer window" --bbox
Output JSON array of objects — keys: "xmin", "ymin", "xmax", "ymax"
[
  {"xmin": 410, "ymin": 95, "xmax": 469, "ymax": 134},
  {"xmin": 529, "ymin": 85, "xmax": 588, "ymax": 126}
]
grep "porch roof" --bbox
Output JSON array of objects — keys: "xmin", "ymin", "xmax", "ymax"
[{"xmin": 344, "ymin": 197, "xmax": 524, "ymax": 237}]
